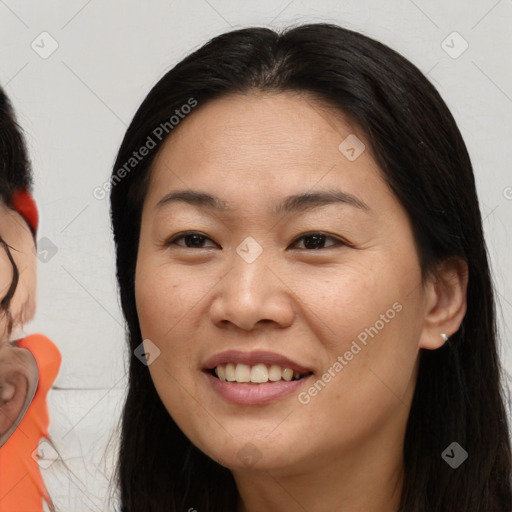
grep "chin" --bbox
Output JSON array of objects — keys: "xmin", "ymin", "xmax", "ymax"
[{"xmin": 198, "ymin": 436, "xmax": 303, "ymax": 474}]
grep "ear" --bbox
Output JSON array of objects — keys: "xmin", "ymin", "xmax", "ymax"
[
  {"xmin": 0, "ymin": 343, "xmax": 38, "ymax": 445},
  {"xmin": 419, "ymin": 256, "xmax": 469, "ymax": 350}
]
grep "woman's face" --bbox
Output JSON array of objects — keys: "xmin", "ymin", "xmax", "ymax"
[{"xmin": 135, "ymin": 91, "xmax": 436, "ymax": 475}]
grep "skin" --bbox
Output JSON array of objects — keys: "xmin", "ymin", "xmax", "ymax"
[
  {"xmin": 135, "ymin": 91, "xmax": 468, "ymax": 512},
  {"xmin": 0, "ymin": 204, "xmax": 38, "ymax": 440}
]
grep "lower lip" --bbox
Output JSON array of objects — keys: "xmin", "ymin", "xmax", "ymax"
[{"xmin": 203, "ymin": 371, "xmax": 312, "ymax": 405}]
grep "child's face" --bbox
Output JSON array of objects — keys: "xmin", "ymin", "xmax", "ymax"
[
  {"xmin": 0, "ymin": 202, "xmax": 38, "ymax": 445},
  {"xmin": 0, "ymin": 203, "xmax": 37, "ymax": 341}
]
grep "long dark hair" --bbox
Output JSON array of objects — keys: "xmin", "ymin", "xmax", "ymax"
[
  {"xmin": 110, "ymin": 23, "xmax": 512, "ymax": 511},
  {"xmin": 0, "ymin": 86, "xmax": 33, "ymax": 334}
]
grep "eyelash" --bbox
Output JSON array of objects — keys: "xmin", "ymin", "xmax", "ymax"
[{"xmin": 165, "ymin": 231, "xmax": 349, "ymax": 251}]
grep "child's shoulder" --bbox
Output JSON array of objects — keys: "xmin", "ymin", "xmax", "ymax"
[{"xmin": 16, "ymin": 334, "xmax": 61, "ymax": 384}]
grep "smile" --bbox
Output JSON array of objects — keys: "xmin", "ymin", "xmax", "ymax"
[{"xmin": 212, "ymin": 362, "xmax": 311, "ymax": 383}]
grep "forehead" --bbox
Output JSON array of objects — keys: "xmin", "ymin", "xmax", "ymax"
[
  {"xmin": 146, "ymin": 91, "xmax": 387, "ymax": 213},
  {"xmin": 155, "ymin": 90, "xmax": 365, "ymax": 160}
]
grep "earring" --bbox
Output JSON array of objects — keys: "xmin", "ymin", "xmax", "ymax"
[{"xmin": 441, "ymin": 333, "xmax": 449, "ymax": 342}]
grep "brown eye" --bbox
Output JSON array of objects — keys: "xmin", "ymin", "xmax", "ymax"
[
  {"xmin": 166, "ymin": 232, "xmax": 217, "ymax": 249},
  {"xmin": 165, "ymin": 231, "xmax": 347, "ymax": 251},
  {"xmin": 290, "ymin": 232, "xmax": 346, "ymax": 250}
]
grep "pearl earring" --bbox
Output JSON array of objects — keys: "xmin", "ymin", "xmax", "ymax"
[{"xmin": 441, "ymin": 333, "xmax": 449, "ymax": 342}]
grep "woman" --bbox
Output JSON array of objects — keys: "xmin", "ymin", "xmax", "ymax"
[{"xmin": 109, "ymin": 23, "xmax": 512, "ymax": 511}]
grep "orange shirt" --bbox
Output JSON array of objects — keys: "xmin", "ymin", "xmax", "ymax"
[{"xmin": 0, "ymin": 334, "xmax": 61, "ymax": 512}]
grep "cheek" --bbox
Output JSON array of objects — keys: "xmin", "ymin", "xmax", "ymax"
[
  {"xmin": 135, "ymin": 259, "xmax": 208, "ymax": 338},
  {"xmin": 134, "ymin": 260, "xmax": 202, "ymax": 421},
  {"xmin": 305, "ymin": 253, "xmax": 424, "ymax": 393},
  {"xmin": 134, "ymin": 255, "xmax": 219, "ymax": 380},
  {"xmin": 296, "ymin": 260, "xmax": 400, "ymax": 349},
  {"xmin": 0, "ymin": 249, "xmax": 13, "ymax": 299},
  {"xmin": 135, "ymin": 262, "xmax": 183, "ymax": 352}
]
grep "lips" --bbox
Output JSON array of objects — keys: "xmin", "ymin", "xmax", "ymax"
[
  {"xmin": 201, "ymin": 350, "xmax": 315, "ymax": 405},
  {"xmin": 202, "ymin": 350, "xmax": 314, "ymax": 375}
]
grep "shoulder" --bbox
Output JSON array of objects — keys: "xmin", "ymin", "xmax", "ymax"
[{"xmin": 15, "ymin": 334, "xmax": 61, "ymax": 384}]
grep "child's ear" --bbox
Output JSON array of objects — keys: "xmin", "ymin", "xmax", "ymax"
[
  {"xmin": 0, "ymin": 343, "xmax": 38, "ymax": 445},
  {"xmin": 0, "ymin": 203, "xmax": 37, "ymax": 336}
]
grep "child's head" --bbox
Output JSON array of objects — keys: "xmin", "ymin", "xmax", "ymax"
[
  {"xmin": 0, "ymin": 85, "xmax": 39, "ymax": 443},
  {"xmin": 0, "ymin": 85, "xmax": 38, "ymax": 339}
]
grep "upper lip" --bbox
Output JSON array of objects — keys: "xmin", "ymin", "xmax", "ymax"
[{"xmin": 203, "ymin": 350, "xmax": 314, "ymax": 374}]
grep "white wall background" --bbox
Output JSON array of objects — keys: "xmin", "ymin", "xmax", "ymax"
[{"xmin": 1, "ymin": 1, "xmax": 511, "ymax": 510}]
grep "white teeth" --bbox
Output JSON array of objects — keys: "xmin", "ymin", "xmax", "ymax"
[
  {"xmin": 250, "ymin": 364, "xmax": 268, "ymax": 383},
  {"xmin": 216, "ymin": 365, "xmax": 226, "ymax": 380},
  {"xmin": 225, "ymin": 363, "xmax": 236, "ymax": 381},
  {"xmin": 213, "ymin": 363, "xmax": 308, "ymax": 383},
  {"xmin": 282, "ymin": 368, "xmax": 293, "ymax": 381},
  {"xmin": 268, "ymin": 365, "xmax": 283, "ymax": 381},
  {"xmin": 234, "ymin": 363, "xmax": 251, "ymax": 382}
]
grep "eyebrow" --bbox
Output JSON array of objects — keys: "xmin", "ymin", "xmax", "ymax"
[{"xmin": 155, "ymin": 189, "xmax": 370, "ymax": 216}]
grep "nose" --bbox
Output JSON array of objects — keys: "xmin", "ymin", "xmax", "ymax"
[{"xmin": 209, "ymin": 245, "xmax": 295, "ymax": 332}]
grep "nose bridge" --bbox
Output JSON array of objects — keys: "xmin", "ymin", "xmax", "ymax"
[
  {"xmin": 235, "ymin": 235, "xmax": 266, "ymax": 266},
  {"xmin": 211, "ymin": 235, "xmax": 293, "ymax": 329},
  {"xmin": 231, "ymin": 234, "xmax": 273, "ymax": 298}
]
